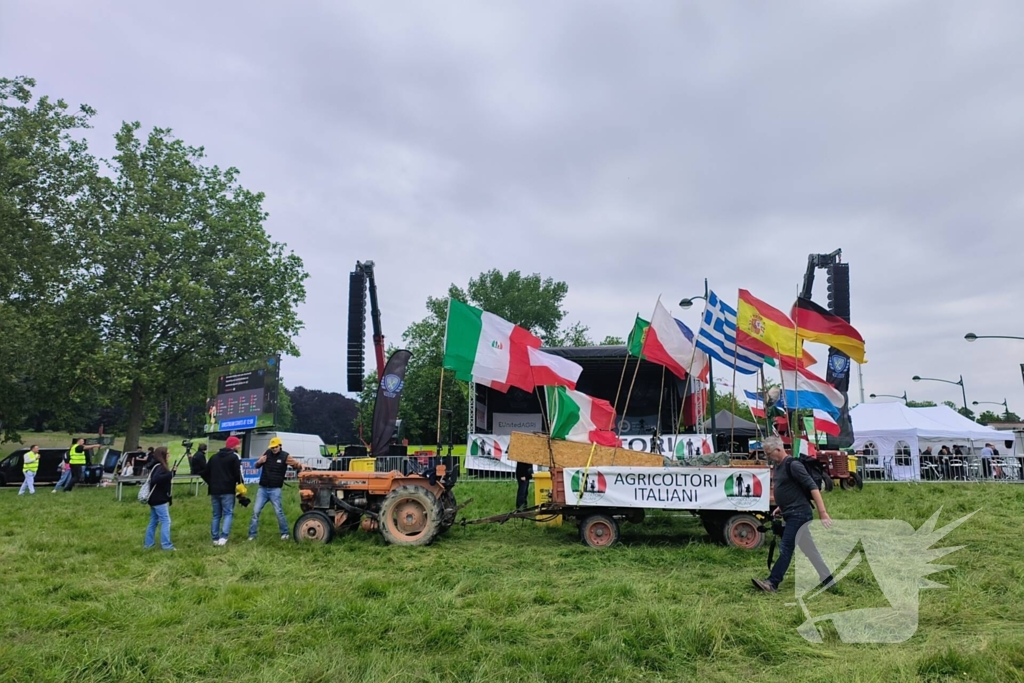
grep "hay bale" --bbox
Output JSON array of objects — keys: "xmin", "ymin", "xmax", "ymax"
[{"xmin": 507, "ymin": 432, "xmax": 664, "ymax": 468}]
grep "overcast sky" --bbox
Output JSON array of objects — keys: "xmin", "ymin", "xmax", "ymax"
[{"xmin": 4, "ymin": 1, "xmax": 1024, "ymax": 415}]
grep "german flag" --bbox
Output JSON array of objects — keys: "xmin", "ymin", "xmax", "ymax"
[{"xmin": 791, "ymin": 297, "xmax": 866, "ymax": 364}]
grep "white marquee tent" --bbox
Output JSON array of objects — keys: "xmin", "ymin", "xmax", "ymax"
[{"xmin": 850, "ymin": 403, "xmax": 1016, "ymax": 480}]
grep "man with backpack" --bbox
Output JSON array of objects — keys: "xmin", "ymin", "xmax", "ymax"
[{"xmin": 752, "ymin": 436, "xmax": 834, "ymax": 594}]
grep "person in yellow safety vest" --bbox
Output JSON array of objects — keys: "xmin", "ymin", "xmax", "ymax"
[
  {"xmin": 19, "ymin": 445, "xmax": 40, "ymax": 495},
  {"xmin": 63, "ymin": 438, "xmax": 101, "ymax": 492}
]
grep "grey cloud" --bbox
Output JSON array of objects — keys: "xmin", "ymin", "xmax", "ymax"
[{"xmin": 3, "ymin": 0, "xmax": 1024, "ymax": 411}]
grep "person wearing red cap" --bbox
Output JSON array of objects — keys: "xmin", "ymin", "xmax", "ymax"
[{"xmin": 201, "ymin": 435, "xmax": 244, "ymax": 546}]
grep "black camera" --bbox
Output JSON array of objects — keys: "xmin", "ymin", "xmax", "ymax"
[{"xmin": 181, "ymin": 439, "xmax": 193, "ymax": 449}]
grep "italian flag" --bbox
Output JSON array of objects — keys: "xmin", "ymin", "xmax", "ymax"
[
  {"xmin": 795, "ymin": 434, "xmax": 818, "ymax": 457},
  {"xmin": 443, "ymin": 299, "xmax": 541, "ymax": 392},
  {"xmin": 545, "ymin": 386, "xmax": 619, "ymax": 447}
]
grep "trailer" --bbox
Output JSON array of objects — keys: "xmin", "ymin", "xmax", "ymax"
[{"xmin": 465, "ymin": 463, "xmax": 772, "ymax": 550}]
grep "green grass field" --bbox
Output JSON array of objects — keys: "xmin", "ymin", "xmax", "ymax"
[{"xmin": 1, "ymin": 480, "xmax": 1021, "ymax": 683}]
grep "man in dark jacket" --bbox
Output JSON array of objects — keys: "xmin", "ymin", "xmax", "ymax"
[
  {"xmin": 752, "ymin": 436, "xmax": 834, "ymax": 594},
  {"xmin": 202, "ymin": 436, "xmax": 243, "ymax": 546},
  {"xmin": 247, "ymin": 436, "xmax": 305, "ymax": 541},
  {"xmin": 190, "ymin": 443, "xmax": 208, "ymax": 476}
]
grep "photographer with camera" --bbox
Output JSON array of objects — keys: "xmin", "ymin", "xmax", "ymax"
[
  {"xmin": 202, "ymin": 436, "xmax": 244, "ymax": 546},
  {"xmin": 752, "ymin": 436, "xmax": 834, "ymax": 594},
  {"xmin": 190, "ymin": 442, "xmax": 208, "ymax": 476}
]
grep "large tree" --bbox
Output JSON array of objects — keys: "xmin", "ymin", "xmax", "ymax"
[
  {"xmin": 0, "ymin": 77, "xmax": 105, "ymax": 440},
  {"xmin": 89, "ymin": 123, "xmax": 308, "ymax": 449}
]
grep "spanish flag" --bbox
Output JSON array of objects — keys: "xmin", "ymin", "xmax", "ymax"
[
  {"xmin": 791, "ymin": 297, "xmax": 866, "ymax": 364},
  {"xmin": 736, "ymin": 290, "xmax": 802, "ymax": 360}
]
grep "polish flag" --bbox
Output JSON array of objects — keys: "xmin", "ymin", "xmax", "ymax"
[
  {"xmin": 528, "ymin": 347, "xmax": 583, "ymax": 390},
  {"xmin": 812, "ymin": 409, "xmax": 840, "ymax": 437},
  {"xmin": 642, "ymin": 300, "xmax": 709, "ymax": 381}
]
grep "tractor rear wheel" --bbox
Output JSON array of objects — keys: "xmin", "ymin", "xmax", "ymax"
[
  {"xmin": 839, "ymin": 476, "xmax": 855, "ymax": 490},
  {"xmin": 851, "ymin": 472, "xmax": 864, "ymax": 490},
  {"xmin": 379, "ymin": 486, "xmax": 443, "ymax": 546},
  {"xmin": 580, "ymin": 514, "xmax": 619, "ymax": 549},
  {"xmin": 293, "ymin": 511, "xmax": 335, "ymax": 544},
  {"xmin": 723, "ymin": 514, "xmax": 765, "ymax": 550}
]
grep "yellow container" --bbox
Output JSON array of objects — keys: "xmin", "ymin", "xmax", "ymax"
[
  {"xmin": 533, "ymin": 471, "xmax": 562, "ymax": 527},
  {"xmin": 848, "ymin": 454, "xmax": 858, "ymax": 474},
  {"xmin": 350, "ymin": 457, "xmax": 376, "ymax": 473}
]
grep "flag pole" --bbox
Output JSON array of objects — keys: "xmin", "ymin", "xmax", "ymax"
[
  {"xmin": 729, "ymin": 344, "xmax": 739, "ymax": 454},
  {"xmin": 674, "ymin": 294, "xmax": 711, "ymax": 437},
  {"xmin": 437, "ymin": 297, "xmax": 452, "ymax": 448},
  {"xmin": 612, "ymin": 313, "xmax": 639, "ymax": 416},
  {"xmin": 654, "ymin": 365, "xmax": 666, "ymax": 453},
  {"xmin": 620, "ymin": 298, "xmax": 661, "ymax": 436}
]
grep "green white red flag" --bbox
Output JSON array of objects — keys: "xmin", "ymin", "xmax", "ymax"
[
  {"xmin": 442, "ymin": 299, "xmax": 541, "ymax": 392},
  {"xmin": 545, "ymin": 386, "xmax": 619, "ymax": 447}
]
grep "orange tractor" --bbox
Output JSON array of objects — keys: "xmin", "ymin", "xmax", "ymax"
[{"xmin": 293, "ymin": 458, "xmax": 462, "ymax": 546}]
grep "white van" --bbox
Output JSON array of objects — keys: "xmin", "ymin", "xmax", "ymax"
[{"xmin": 246, "ymin": 432, "xmax": 330, "ymax": 470}]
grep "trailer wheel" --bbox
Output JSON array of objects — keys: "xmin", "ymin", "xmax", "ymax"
[
  {"xmin": 379, "ymin": 485, "xmax": 442, "ymax": 546},
  {"xmin": 724, "ymin": 514, "xmax": 765, "ymax": 550},
  {"xmin": 294, "ymin": 511, "xmax": 335, "ymax": 544},
  {"xmin": 700, "ymin": 513, "xmax": 726, "ymax": 544},
  {"xmin": 580, "ymin": 514, "xmax": 619, "ymax": 549}
]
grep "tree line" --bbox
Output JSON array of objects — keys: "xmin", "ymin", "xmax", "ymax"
[{"xmin": 0, "ymin": 76, "xmax": 307, "ymax": 446}]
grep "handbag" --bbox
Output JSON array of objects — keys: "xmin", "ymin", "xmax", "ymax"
[{"xmin": 138, "ymin": 467, "xmax": 156, "ymax": 504}]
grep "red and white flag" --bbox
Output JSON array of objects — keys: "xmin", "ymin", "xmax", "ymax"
[
  {"xmin": 642, "ymin": 300, "xmax": 709, "ymax": 381},
  {"xmin": 528, "ymin": 347, "xmax": 583, "ymax": 390},
  {"xmin": 812, "ymin": 409, "xmax": 840, "ymax": 437}
]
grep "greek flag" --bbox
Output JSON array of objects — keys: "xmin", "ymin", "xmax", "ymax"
[{"xmin": 696, "ymin": 290, "xmax": 764, "ymax": 375}]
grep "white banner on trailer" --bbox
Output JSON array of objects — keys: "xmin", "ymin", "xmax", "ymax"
[{"xmin": 561, "ymin": 466, "xmax": 770, "ymax": 511}]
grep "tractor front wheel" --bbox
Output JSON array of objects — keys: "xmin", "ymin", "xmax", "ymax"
[
  {"xmin": 379, "ymin": 486, "xmax": 443, "ymax": 546},
  {"xmin": 293, "ymin": 511, "xmax": 335, "ymax": 544}
]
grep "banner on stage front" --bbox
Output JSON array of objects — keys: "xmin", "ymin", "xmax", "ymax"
[{"xmin": 562, "ymin": 466, "xmax": 769, "ymax": 511}]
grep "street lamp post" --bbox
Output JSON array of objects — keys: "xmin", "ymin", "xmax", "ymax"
[
  {"xmin": 972, "ymin": 399, "xmax": 1010, "ymax": 421},
  {"xmin": 964, "ymin": 333, "xmax": 1024, "ymax": 342},
  {"xmin": 679, "ymin": 278, "xmax": 714, "ymax": 442},
  {"xmin": 912, "ymin": 374, "xmax": 968, "ymax": 412},
  {"xmin": 869, "ymin": 392, "xmax": 908, "ymax": 402}
]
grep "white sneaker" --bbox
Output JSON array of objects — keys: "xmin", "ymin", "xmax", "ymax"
[
  {"xmin": 280, "ymin": 534, "xmax": 290, "ymax": 540},
  {"xmin": 248, "ymin": 536, "xmax": 255, "ymax": 541},
  {"xmin": 216, "ymin": 538, "xmax": 228, "ymax": 546}
]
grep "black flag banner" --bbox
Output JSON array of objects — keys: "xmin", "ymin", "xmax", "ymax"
[
  {"xmin": 825, "ymin": 348, "xmax": 855, "ymax": 448},
  {"xmin": 371, "ymin": 349, "xmax": 412, "ymax": 457}
]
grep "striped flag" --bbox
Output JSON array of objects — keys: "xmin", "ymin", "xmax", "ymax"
[
  {"xmin": 696, "ymin": 290, "xmax": 764, "ymax": 375},
  {"xmin": 744, "ymin": 390, "xmax": 766, "ymax": 419}
]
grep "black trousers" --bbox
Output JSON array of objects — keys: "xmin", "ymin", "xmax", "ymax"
[
  {"xmin": 516, "ymin": 478, "xmax": 531, "ymax": 509},
  {"xmin": 65, "ymin": 465, "xmax": 83, "ymax": 491}
]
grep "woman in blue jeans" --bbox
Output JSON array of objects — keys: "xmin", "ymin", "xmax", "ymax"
[{"xmin": 143, "ymin": 447, "xmax": 176, "ymax": 550}]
